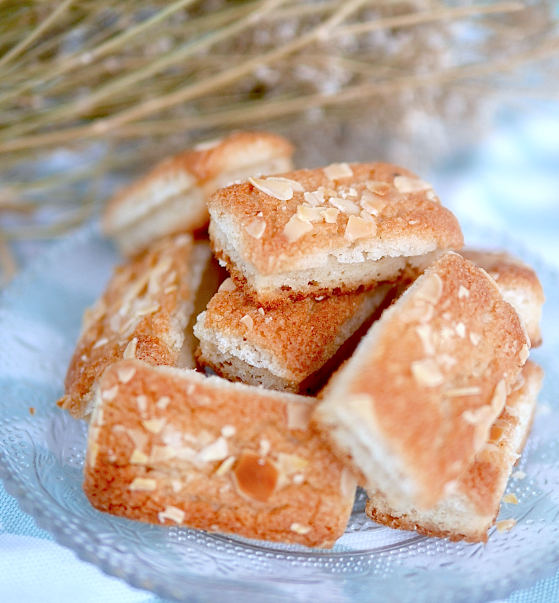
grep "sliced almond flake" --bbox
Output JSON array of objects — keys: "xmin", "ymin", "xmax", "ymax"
[
  {"xmin": 240, "ymin": 314, "xmax": 254, "ymax": 331},
  {"xmin": 171, "ymin": 480, "xmax": 183, "ymax": 493},
  {"xmin": 344, "ymin": 215, "xmax": 377, "ymax": 242},
  {"xmin": 329, "ymin": 196, "xmax": 360, "ymax": 215},
  {"xmin": 265, "ymin": 176, "xmax": 305, "ymax": 192},
  {"xmin": 297, "ymin": 205, "xmax": 324, "ymax": 223},
  {"xmin": 290, "ymin": 523, "xmax": 311, "ymax": 535},
  {"xmin": 443, "ymin": 386, "xmax": 481, "ymax": 398},
  {"xmin": 198, "ymin": 436, "xmax": 229, "ymax": 462},
  {"xmin": 277, "ymin": 453, "xmax": 309, "ymax": 476},
  {"xmin": 130, "ymin": 449, "xmax": 148, "ymax": 464},
  {"xmin": 455, "ymin": 322, "xmax": 466, "ymax": 338},
  {"xmin": 129, "ymin": 477, "xmax": 157, "ymax": 491},
  {"xmin": 156, "ymin": 396, "xmax": 171, "ymax": 410},
  {"xmin": 158, "ymin": 505, "xmax": 185, "ymax": 524},
  {"xmin": 249, "ymin": 176, "xmax": 293, "ymax": 201},
  {"xmin": 320, "ymin": 208, "xmax": 339, "ymax": 223},
  {"xmin": 415, "ymin": 324, "xmax": 435, "ymax": 356},
  {"xmin": 366, "ymin": 180, "xmax": 392, "ymax": 195},
  {"xmin": 411, "ymin": 358, "xmax": 444, "ymax": 387},
  {"xmin": 519, "ymin": 343, "xmax": 530, "ymax": 364},
  {"xmin": 142, "ymin": 418, "xmax": 166, "ymax": 434},
  {"xmin": 283, "ymin": 214, "xmax": 313, "ymax": 243},
  {"xmin": 259, "ymin": 439, "xmax": 271, "ymax": 456},
  {"xmin": 102, "ymin": 385, "xmax": 119, "ymax": 401},
  {"xmin": 393, "ymin": 176, "xmax": 433, "ymax": 194},
  {"xmin": 215, "ymin": 455, "xmax": 236, "ymax": 476},
  {"xmin": 303, "ymin": 191, "xmax": 320, "ymax": 206},
  {"xmin": 136, "ymin": 395, "xmax": 148, "ymax": 417},
  {"xmin": 491, "ymin": 379, "xmax": 508, "ymax": 414},
  {"xmin": 359, "ymin": 209, "xmax": 376, "ymax": 222},
  {"xmin": 123, "ymin": 337, "xmax": 138, "ymax": 359},
  {"xmin": 311, "ymin": 189, "xmax": 325, "ymax": 203},
  {"xmin": 117, "ymin": 365, "xmax": 136, "ymax": 384},
  {"xmin": 469, "ymin": 332, "xmax": 482, "ymax": 346},
  {"xmin": 348, "ymin": 187, "xmax": 358, "ymax": 197},
  {"xmin": 361, "ymin": 193, "xmax": 386, "ymax": 215},
  {"xmin": 221, "ymin": 425, "xmax": 236, "ymax": 438},
  {"xmin": 258, "ymin": 307, "xmax": 265, "ymax": 316},
  {"xmin": 503, "ymin": 493, "xmax": 519, "ymax": 505},
  {"xmin": 496, "ymin": 518, "xmax": 516, "ymax": 533},
  {"xmin": 88, "ymin": 442, "xmax": 99, "ymax": 468},
  {"xmin": 287, "ymin": 402, "xmax": 313, "ymax": 430},
  {"xmin": 512, "ymin": 471, "xmax": 526, "ymax": 480},
  {"xmin": 149, "ymin": 445, "xmax": 177, "ymax": 463},
  {"xmin": 93, "ymin": 337, "xmax": 109, "ymax": 349},
  {"xmin": 415, "ymin": 273, "xmax": 443, "ymax": 305},
  {"xmin": 126, "ymin": 428, "xmax": 149, "ymax": 451},
  {"xmin": 458, "ymin": 285, "xmax": 470, "ymax": 299},
  {"xmin": 135, "ymin": 303, "xmax": 161, "ymax": 317},
  {"xmin": 244, "ymin": 218, "xmax": 266, "ymax": 240},
  {"xmin": 324, "ymin": 162, "xmax": 353, "ymax": 180},
  {"xmin": 426, "ymin": 190, "xmax": 440, "ymax": 202},
  {"xmin": 164, "ymin": 285, "xmax": 178, "ymax": 294},
  {"xmin": 218, "ymin": 278, "xmax": 237, "ymax": 293}
]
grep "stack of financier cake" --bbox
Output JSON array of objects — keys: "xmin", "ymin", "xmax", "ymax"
[{"xmin": 61, "ymin": 137, "xmax": 546, "ymax": 548}]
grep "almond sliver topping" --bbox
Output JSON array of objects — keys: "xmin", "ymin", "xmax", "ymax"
[
  {"xmin": 244, "ymin": 218, "xmax": 266, "ymax": 239},
  {"xmin": 411, "ymin": 358, "xmax": 444, "ymax": 387},
  {"xmin": 344, "ymin": 215, "xmax": 377, "ymax": 242},
  {"xmin": 329, "ymin": 197, "xmax": 360, "ymax": 215},
  {"xmin": 365, "ymin": 180, "xmax": 391, "ymax": 195},
  {"xmin": 283, "ymin": 214, "xmax": 313, "ymax": 243},
  {"xmin": 265, "ymin": 176, "xmax": 305, "ymax": 192},
  {"xmin": 393, "ymin": 176, "xmax": 433, "ymax": 193},
  {"xmin": 249, "ymin": 177, "xmax": 293, "ymax": 201},
  {"xmin": 297, "ymin": 205, "xmax": 324, "ymax": 223},
  {"xmin": 324, "ymin": 162, "xmax": 353, "ymax": 180},
  {"xmin": 320, "ymin": 208, "xmax": 339, "ymax": 223}
]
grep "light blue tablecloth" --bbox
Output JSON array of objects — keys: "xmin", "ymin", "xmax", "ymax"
[{"xmin": 1, "ymin": 103, "xmax": 558, "ymax": 603}]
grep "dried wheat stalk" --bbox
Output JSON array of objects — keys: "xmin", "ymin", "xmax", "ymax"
[{"xmin": 0, "ymin": 0, "xmax": 557, "ymax": 282}]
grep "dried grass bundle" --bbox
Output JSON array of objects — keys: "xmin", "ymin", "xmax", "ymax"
[{"xmin": 0, "ymin": 0, "xmax": 557, "ymax": 281}]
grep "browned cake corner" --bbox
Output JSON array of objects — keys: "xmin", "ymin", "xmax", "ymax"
[
  {"xmin": 102, "ymin": 131, "xmax": 294, "ymax": 257},
  {"xmin": 461, "ymin": 249, "xmax": 545, "ymax": 347},
  {"xmin": 83, "ymin": 360, "xmax": 357, "ymax": 548},
  {"xmin": 58, "ymin": 234, "xmax": 211, "ymax": 420},
  {"xmin": 365, "ymin": 360, "xmax": 543, "ymax": 543},
  {"xmin": 312, "ymin": 251, "xmax": 530, "ymax": 510},
  {"xmin": 208, "ymin": 162, "xmax": 463, "ymax": 306},
  {"xmin": 193, "ymin": 278, "xmax": 397, "ymax": 393}
]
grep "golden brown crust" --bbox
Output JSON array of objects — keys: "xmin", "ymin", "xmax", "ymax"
[
  {"xmin": 194, "ymin": 281, "xmax": 396, "ymax": 390},
  {"xmin": 208, "ymin": 162, "xmax": 463, "ymax": 301},
  {"xmin": 59, "ymin": 234, "xmax": 206, "ymax": 420},
  {"xmin": 365, "ymin": 361, "xmax": 543, "ymax": 543},
  {"xmin": 103, "ymin": 131, "xmax": 294, "ymax": 234},
  {"xmin": 313, "ymin": 252, "xmax": 530, "ymax": 509},
  {"xmin": 461, "ymin": 249, "xmax": 545, "ymax": 347},
  {"xmin": 83, "ymin": 360, "xmax": 356, "ymax": 548}
]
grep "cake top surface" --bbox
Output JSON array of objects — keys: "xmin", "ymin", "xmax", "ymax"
[{"xmin": 208, "ymin": 162, "xmax": 464, "ymax": 274}]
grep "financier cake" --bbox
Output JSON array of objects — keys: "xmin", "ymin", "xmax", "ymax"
[
  {"xmin": 208, "ymin": 162, "xmax": 464, "ymax": 305},
  {"xmin": 365, "ymin": 360, "xmax": 543, "ymax": 542},
  {"xmin": 312, "ymin": 251, "xmax": 530, "ymax": 509},
  {"xmin": 58, "ymin": 233, "xmax": 211, "ymax": 420},
  {"xmin": 462, "ymin": 249, "xmax": 545, "ymax": 347},
  {"xmin": 103, "ymin": 131, "xmax": 294, "ymax": 257},
  {"xmin": 83, "ymin": 360, "xmax": 357, "ymax": 548},
  {"xmin": 194, "ymin": 278, "xmax": 397, "ymax": 394}
]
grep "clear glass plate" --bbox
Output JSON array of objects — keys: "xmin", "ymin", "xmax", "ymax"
[{"xmin": 0, "ymin": 222, "xmax": 558, "ymax": 603}]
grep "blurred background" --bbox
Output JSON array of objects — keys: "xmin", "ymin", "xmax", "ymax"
[{"xmin": 0, "ymin": 0, "xmax": 558, "ymax": 284}]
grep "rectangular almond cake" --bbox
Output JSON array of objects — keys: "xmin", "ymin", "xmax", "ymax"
[
  {"xmin": 365, "ymin": 360, "xmax": 543, "ymax": 542},
  {"xmin": 83, "ymin": 359, "xmax": 357, "ymax": 548}
]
